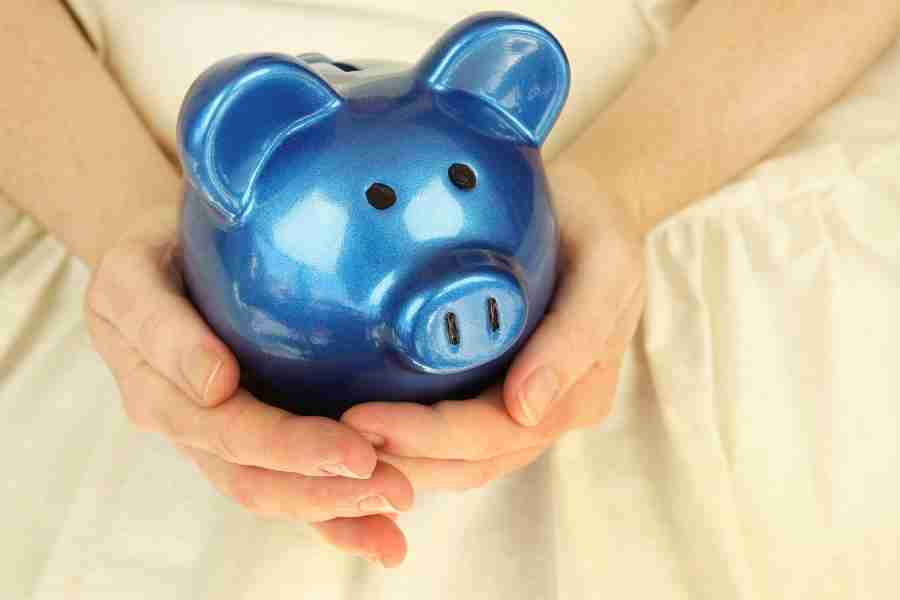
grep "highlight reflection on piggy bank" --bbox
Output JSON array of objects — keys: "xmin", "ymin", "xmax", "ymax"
[{"xmin": 177, "ymin": 12, "xmax": 569, "ymax": 418}]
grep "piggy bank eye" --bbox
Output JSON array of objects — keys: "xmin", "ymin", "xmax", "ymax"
[
  {"xmin": 448, "ymin": 163, "xmax": 477, "ymax": 190},
  {"xmin": 366, "ymin": 183, "xmax": 396, "ymax": 210}
]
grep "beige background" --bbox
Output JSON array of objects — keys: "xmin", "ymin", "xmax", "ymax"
[{"xmin": 2, "ymin": 1, "xmax": 899, "ymax": 598}]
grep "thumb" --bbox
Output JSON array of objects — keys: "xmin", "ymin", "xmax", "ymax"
[{"xmin": 503, "ymin": 242, "xmax": 645, "ymax": 428}]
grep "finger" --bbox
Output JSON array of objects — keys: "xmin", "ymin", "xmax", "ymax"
[
  {"xmin": 90, "ymin": 315, "xmax": 380, "ymax": 477},
  {"xmin": 179, "ymin": 446, "xmax": 413, "ymax": 522},
  {"xmin": 86, "ymin": 240, "xmax": 239, "ymax": 406},
  {"xmin": 374, "ymin": 443, "xmax": 551, "ymax": 492},
  {"xmin": 181, "ymin": 447, "xmax": 409, "ymax": 566},
  {"xmin": 342, "ymin": 386, "xmax": 549, "ymax": 461},
  {"xmin": 547, "ymin": 356, "xmax": 621, "ymax": 431},
  {"xmin": 342, "ymin": 342, "xmax": 625, "ymax": 462},
  {"xmin": 311, "ymin": 517, "xmax": 407, "ymax": 568},
  {"xmin": 503, "ymin": 245, "xmax": 645, "ymax": 427}
]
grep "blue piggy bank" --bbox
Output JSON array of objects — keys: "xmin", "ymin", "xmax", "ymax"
[{"xmin": 177, "ymin": 12, "xmax": 569, "ymax": 419}]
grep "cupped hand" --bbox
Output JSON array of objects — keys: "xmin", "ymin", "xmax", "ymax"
[
  {"xmin": 83, "ymin": 205, "xmax": 413, "ymax": 567},
  {"xmin": 340, "ymin": 158, "xmax": 646, "ymax": 492}
]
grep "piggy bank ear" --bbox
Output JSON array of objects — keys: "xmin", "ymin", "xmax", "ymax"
[
  {"xmin": 177, "ymin": 53, "xmax": 341, "ymax": 224},
  {"xmin": 416, "ymin": 12, "xmax": 570, "ymax": 147}
]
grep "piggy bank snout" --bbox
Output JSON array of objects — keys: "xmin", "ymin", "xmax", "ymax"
[{"xmin": 394, "ymin": 260, "xmax": 528, "ymax": 374}]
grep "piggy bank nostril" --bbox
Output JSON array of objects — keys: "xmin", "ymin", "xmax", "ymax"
[
  {"xmin": 487, "ymin": 297, "xmax": 500, "ymax": 332},
  {"xmin": 394, "ymin": 263, "xmax": 529, "ymax": 374},
  {"xmin": 445, "ymin": 312, "xmax": 461, "ymax": 345}
]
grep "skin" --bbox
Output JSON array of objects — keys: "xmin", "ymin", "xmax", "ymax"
[{"xmin": 3, "ymin": 0, "xmax": 900, "ymax": 568}]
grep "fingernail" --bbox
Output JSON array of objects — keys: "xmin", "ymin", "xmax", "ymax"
[
  {"xmin": 358, "ymin": 495, "xmax": 401, "ymax": 514},
  {"xmin": 319, "ymin": 463, "xmax": 371, "ymax": 479},
  {"xmin": 182, "ymin": 347, "xmax": 222, "ymax": 403},
  {"xmin": 360, "ymin": 431, "xmax": 385, "ymax": 447},
  {"xmin": 520, "ymin": 366, "xmax": 559, "ymax": 426}
]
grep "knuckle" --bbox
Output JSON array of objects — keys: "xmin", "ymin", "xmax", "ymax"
[
  {"xmin": 117, "ymin": 362, "xmax": 157, "ymax": 432},
  {"xmin": 136, "ymin": 305, "xmax": 169, "ymax": 358},
  {"xmin": 210, "ymin": 399, "xmax": 254, "ymax": 464},
  {"xmin": 304, "ymin": 480, "xmax": 341, "ymax": 512},
  {"xmin": 211, "ymin": 423, "xmax": 241, "ymax": 464},
  {"xmin": 227, "ymin": 468, "xmax": 263, "ymax": 514}
]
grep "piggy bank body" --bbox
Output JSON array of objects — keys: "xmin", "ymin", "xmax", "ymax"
[{"xmin": 178, "ymin": 12, "xmax": 569, "ymax": 418}]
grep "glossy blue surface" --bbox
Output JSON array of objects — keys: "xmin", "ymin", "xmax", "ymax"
[{"xmin": 177, "ymin": 12, "xmax": 569, "ymax": 418}]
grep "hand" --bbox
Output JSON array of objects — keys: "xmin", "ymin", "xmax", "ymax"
[
  {"xmin": 340, "ymin": 157, "xmax": 646, "ymax": 491},
  {"xmin": 83, "ymin": 205, "xmax": 414, "ymax": 567}
]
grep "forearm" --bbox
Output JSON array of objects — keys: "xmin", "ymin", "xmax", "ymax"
[
  {"xmin": 0, "ymin": 1, "xmax": 180, "ymax": 268},
  {"xmin": 567, "ymin": 0, "xmax": 900, "ymax": 236}
]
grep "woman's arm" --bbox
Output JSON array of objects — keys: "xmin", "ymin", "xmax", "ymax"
[
  {"xmin": 0, "ymin": 1, "xmax": 180, "ymax": 267},
  {"xmin": 338, "ymin": 1, "xmax": 900, "ymax": 488},
  {"xmin": 0, "ymin": 2, "xmax": 413, "ymax": 567},
  {"xmin": 566, "ymin": 0, "xmax": 900, "ymax": 235},
  {"xmin": 7, "ymin": 3, "xmax": 898, "ymax": 259}
]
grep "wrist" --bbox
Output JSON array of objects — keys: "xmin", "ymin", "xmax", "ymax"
[
  {"xmin": 552, "ymin": 146, "xmax": 647, "ymax": 247},
  {"xmin": 89, "ymin": 172, "xmax": 182, "ymax": 267},
  {"xmin": 116, "ymin": 193, "xmax": 181, "ymax": 244},
  {"xmin": 561, "ymin": 138, "xmax": 655, "ymax": 240},
  {"xmin": 547, "ymin": 157, "xmax": 644, "ymax": 259}
]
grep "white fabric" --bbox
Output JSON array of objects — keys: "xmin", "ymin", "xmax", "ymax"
[{"xmin": 3, "ymin": 1, "xmax": 899, "ymax": 597}]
